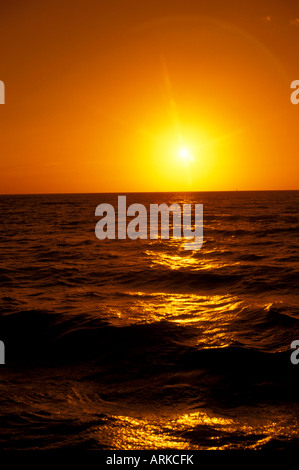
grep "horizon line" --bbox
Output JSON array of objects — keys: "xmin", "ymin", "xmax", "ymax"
[{"xmin": 1, "ymin": 189, "xmax": 299, "ymax": 196}]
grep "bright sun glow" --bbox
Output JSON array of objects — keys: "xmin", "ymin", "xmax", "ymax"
[{"xmin": 179, "ymin": 147, "xmax": 194, "ymax": 162}]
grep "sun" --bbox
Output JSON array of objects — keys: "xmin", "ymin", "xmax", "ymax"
[{"xmin": 178, "ymin": 147, "xmax": 194, "ymax": 162}]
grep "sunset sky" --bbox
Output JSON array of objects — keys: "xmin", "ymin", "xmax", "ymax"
[{"xmin": 0, "ymin": 0, "xmax": 299, "ymax": 193}]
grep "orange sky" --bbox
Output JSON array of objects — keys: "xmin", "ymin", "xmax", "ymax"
[{"xmin": 0, "ymin": 0, "xmax": 299, "ymax": 193}]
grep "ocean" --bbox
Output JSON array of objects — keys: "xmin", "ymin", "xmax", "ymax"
[{"xmin": 0, "ymin": 191, "xmax": 299, "ymax": 450}]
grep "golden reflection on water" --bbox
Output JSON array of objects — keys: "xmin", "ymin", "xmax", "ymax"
[
  {"xmin": 145, "ymin": 250, "xmax": 240, "ymax": 271},
  {"xmin": 95, "ymin": 410, "xmax": 299, "ymax": 450},
  {"xmin": 108, "ymin": 292, "xmax": 242, "ymax": 348}
]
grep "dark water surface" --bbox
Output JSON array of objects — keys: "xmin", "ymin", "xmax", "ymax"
[{"xmin": 0, "ymin": 191, "xmax": 299, "ymax": 449}]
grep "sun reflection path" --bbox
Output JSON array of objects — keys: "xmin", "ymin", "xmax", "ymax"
[
  {"xmin": 95, "ymin": 410, "xmax": 299, "ymax": 450},
  {"xmin": 106, "ymin": 291, "xmax": 242, "ymax": 348},
  {"xmin": 144, "ymin": 249, "xmax": 240, "ymax": 271}
]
